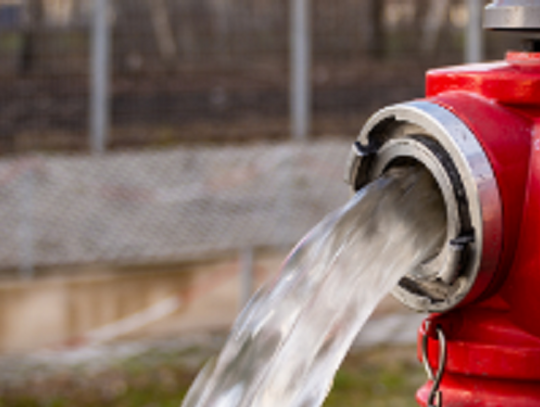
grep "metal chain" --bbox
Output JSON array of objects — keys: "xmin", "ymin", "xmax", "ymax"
[{"xmin": 421, "ymin": 322, "xmax": 447, "ymax": 407}]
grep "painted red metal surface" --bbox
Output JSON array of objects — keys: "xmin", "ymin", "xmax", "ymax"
[{"xmin": 416, "ymin": 52, "xmax": 540, "ymax": 406}]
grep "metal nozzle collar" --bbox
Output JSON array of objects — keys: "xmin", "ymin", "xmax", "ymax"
[{"xmin": 346, "ymin": 101, "xmax": 502, "ymax": 312}]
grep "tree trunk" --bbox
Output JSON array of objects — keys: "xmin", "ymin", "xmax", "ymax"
[
  {"xmin": 365, "ymin": 0, "xmax": 385, "ymax": 59},
  {"xmin": 414, "ymin": 0, "xmax": 429, "ymax": 38},
  {"xmin": 19, "ymin": 0, "xmax": 44, "ymax": 74},
  {"xmin": 422, "ymin": 0, "xmax": 450, "ymax": 53},
  {"xmin": 147, "ymin": 0, "xmax": 177, "ymax": 61}
]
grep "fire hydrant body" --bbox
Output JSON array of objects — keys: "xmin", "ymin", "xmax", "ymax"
[
  {"xmin": 417, "ymin": 52, "xmax": 540, "ymax": 406},
  {"xmin": 346, "ymin": 2, "xmax": 540, "ymax": 404}
]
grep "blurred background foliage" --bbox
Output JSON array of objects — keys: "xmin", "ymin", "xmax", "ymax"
[{"xmin": 0, "ymin": 0, "xmax": 517, "ymax": 153}]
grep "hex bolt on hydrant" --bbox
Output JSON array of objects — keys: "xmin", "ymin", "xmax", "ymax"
[{"xmin": 347, "ymin": 1, "xmax": 540, "ymax": 405}]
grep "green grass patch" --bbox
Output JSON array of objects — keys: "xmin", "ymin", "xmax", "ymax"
[
  {"xmin": 324, "ymin": 346, "xmax": 423, "ymax": 407},
  {"xmin": 0, "ymin": 345, "xmax": 423, "ymax": 407}
]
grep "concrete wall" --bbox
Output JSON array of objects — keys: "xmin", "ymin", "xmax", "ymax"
[{"xmin": 0, "ymin": 250, "xmax": 284, "ymax": 353}]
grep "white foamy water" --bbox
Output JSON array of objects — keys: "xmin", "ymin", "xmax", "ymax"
[{"xmin": 182, "ymin": 166, "xmax": 446, "ymax": 407}]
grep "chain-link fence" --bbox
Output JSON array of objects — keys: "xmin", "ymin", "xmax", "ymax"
[
  {"xmin": 0, "ymin": 141, "xmax": 352, "ymax": 276},
  {"xmin": 0, "ymin": 0, "xmax": 519, "ymax": 275}
]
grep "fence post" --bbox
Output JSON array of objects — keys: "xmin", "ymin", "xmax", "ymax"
[
  {"xmin": 465, "ymin": 0, "xmax": 484, "ymax": 63},
  {"xmin": 90, "ymin": 0, "xmax": 111, "ymax": 154},
  {"xmin": 18, "ymin": 166, "xmax": 35, "ymax": 279},
  {"xmin": 290, "ymin": 0, "xmax": 311, "ymax": 142},
  {"xmin": 240, "ymin": 247, "xmax": 255, "ymax": 309}
]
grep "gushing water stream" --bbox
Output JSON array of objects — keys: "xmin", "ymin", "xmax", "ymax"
[{"xmin": 182, "ymin": 166, "xmax": 446, "ymax": 407}]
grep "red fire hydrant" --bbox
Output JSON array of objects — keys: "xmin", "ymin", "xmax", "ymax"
[
  {"xmin": 415, "ymin": 48, "xmax": 540, "ymax": 406},
  {"xmin": 347, "ymin": 1, "xmax": 540, "ymax": 405}
]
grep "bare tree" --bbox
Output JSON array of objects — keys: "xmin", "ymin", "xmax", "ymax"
[
  {"xmin": 414, "ymin": 0, "xmax": 429, "ymax": 38},
  {"xmin": 363, "ymin": 0, "xmax": 386, "ymax": 59},
  {"xmin": 147, "ymin": 0, "xmax": 177, "ymax": 61},
  {"xmin": 19, "ymin": 0, "xmax": 44, "ymax": 74},
  {"xmin": 422, "ymin": 0, "xmax": 451, "ymax": 53}
]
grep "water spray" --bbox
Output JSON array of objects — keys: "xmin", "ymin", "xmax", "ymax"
[{"xmin": 347, "ymin": 1, "xmax": 540, "ymax": 405}]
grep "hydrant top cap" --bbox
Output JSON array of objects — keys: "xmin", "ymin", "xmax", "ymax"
[{"xmin": 485, "ymin": 0, "xmax": 540, "ymax": 31}]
